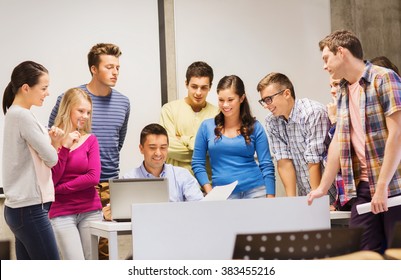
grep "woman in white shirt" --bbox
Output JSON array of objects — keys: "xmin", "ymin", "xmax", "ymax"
[{"xmin": 2, "ymin": 61, "xmax": 64, "ymax": 259}]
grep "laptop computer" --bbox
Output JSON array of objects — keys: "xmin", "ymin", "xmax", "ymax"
[{"xmin": 109, "ymin": 178, "xmax": 169, "ymax": 222}]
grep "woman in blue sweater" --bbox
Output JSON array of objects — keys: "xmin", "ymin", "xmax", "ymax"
[{"xmin": 192, "ymin": 75, "xmax": 275, "ymax": 198}]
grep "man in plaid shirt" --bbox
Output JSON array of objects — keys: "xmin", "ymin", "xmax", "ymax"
[
  {"xmin": 257, "ymin": 72, "xmax": 336, "ymax": 206},
  {"xmin": 308, "ymin": 30, "xmax": 401, "ymax": 252}
]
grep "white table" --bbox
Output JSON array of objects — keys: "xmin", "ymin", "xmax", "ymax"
[
  {"xmin": 330, "ymin": 211, "xmax": 351, "ymax": 220},
  {"xmin": 330, "ymin": 211, "xmax": 351, "ymax": 228},
  {"xmin": 89, "ymin": 211, "xmax": 352, "ymax": 260},
  {"xmin": 89, "ymin": 221, "xmax": 131, "ymax": 260}
]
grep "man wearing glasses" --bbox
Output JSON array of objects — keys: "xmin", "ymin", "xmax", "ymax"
[{"xmin": 256, "ymin": 72, "xmax": 336, "ymax": 206}]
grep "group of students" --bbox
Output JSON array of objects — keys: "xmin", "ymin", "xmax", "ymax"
[
  {"xmin": 160, "ymin": 62, "xmax": 276, "ymax": 199},
  {"xmin": 2, "ymin": 29, "xmax": 401, "ymax": 260},
  {"xmin": 2, "ymin": 43, "xmax": 130, "ymax": 260}
]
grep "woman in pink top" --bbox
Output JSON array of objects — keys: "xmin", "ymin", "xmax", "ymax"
[{"xmin": 49, "ymin": 88, "xmax": 102, "ymax": 260}]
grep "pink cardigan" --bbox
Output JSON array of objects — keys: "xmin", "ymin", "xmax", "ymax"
[{"xmin": 49, "ymin": 134, "xmax": 101, "ymax": 219}]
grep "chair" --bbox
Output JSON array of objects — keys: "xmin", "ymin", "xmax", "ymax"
[
  {"xmin": 0, "ymin": 240, "xmax": 11, "ymax": 260},
  {"xmin": 232, "ymin": 227, "xmax": 364, "ymax": 260}
]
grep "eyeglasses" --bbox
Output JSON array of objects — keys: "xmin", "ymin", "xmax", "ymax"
[{"xmin": 258, "ymin": 89, "xmax": 286, "ymax": 107}]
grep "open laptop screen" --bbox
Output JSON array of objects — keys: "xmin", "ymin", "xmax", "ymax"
[{"xmin": 109, "ymin": 178, "xmax": 169, "ymax": 222}]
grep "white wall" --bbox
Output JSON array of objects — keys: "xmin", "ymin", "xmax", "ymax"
[
  {"xmin": 0, "ymin": 0, "xmax": 161, "ymax": 184},
  {"xmin": 174, "ymin": 0, "xmax": 331, "ymax": 121},
  {"xmin": 0, "ymin": 0, "xmax": 332, "ymax": 187}
]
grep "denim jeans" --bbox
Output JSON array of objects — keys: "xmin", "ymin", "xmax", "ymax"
[
  {"xmin": 4, "ymin": 202, "xmax": 60, "ymax": 260},
  {"xmin": 51, "ymin": 210, "xmax": 102, "ymax": 260},
  {"xmin": 228, "ymin": 185, "xmax": 266, "ymax": 199}
]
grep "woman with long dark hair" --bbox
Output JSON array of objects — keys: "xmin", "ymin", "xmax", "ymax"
[
  {"xmin": 192, "ymin": 75, "xmax": 275, "ymax": 199},
  {"xmin": 2, "ymin": 61, "xmax": 63, "ymax": 259}
]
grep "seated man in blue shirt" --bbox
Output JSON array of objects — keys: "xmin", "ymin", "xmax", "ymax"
[{"xmin": 103, "ymin": 123, "xmax": 203, "ymax": 220}]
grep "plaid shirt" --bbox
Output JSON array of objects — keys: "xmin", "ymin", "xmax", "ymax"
[
  {"xmin": 266, "ymin": 98, "xmax": 336, "ymax": 202},
  {"xmin": 337, "ymin": 61, "xmax": 401, "ymax": 197},
  {"xmin": 323, "ymin": 124, "xmax": 355, "ymax": 206}
]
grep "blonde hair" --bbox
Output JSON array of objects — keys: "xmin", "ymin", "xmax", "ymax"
[{"xmin": 54, "ymin": 88, "xmax": 92, "ymax": 135}]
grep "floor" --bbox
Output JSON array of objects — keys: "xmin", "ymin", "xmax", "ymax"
[{"xmin": 117, "ymin": 235, "xmax": 132, "ymax": 260}]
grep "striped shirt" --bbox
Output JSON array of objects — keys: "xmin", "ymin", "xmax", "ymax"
[
  {"xmin": 265, "ymin": 98, "xmax": 335, "ymax": 201},
  {"xmin": 337, "ymin": 61, "xmax": 401, "ymax": 197},
  {"xmin": 48, "ymin": 85, "xmax": 130, "ymax": 181}
]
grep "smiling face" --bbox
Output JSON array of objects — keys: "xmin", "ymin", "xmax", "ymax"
[
  {"xmin": 140, "ymin": 134, "xmax": 169, "ymax": 175},
  {"xmin": 217, "ymin": 87, "xmax": 244, "ymax": 119},
  {"xmin": 259, "ymin": 84, "xmax": 292, "ymax": 119},
  {"xmin": 26, "ymin": 73, "xmax": 50, "ymax": 107},
  {"xmin": 70, "ymin": 97, "xmax": 92, "ymax": 131},
  {"xmin": 185, "ymin": 76, "xmax": 211, "ymax": 112},
  {"xmin": 91, "ymin": 54, "xmax": 120, "ymax": 87}
]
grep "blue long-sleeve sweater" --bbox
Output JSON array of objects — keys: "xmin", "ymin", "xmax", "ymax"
[{"xmin": 192, "ymin": 118, "xmax": 275, "ymax": 195}]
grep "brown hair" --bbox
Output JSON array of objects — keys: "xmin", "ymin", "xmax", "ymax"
[
  {"xmin": 371, "ymin": 56, "xmax": 400, "ymax": 76},
  {"xmin": 87, "ymin": 43, "xmax": 122, "ymax": 75},
  {"xmin": 185, "ymin": 61, "xmax": 214, "ymax": 86},
  {"xmin": 257, "ymin": 72, "xmax": 295, "ymax": 99},
  {"xmin": 140, "ymin": 123, "xmax": 168, "ymax": 146},
  {"xmin": 3, "ymin": 61, "xmax": 48, "ymax": 114},
  {"xmin": 215, "ymin": 75, "xmax": 255, "ymax": 145},
  {"xmin": 318, "ymin": 30, "xmax": 363, "ymax": 60}
]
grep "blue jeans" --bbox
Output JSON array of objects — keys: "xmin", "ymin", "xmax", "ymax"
[
  {"xmin": 4, "ymin": 202, "xmax": 60, "ymax": 260},
  {"xmin": 228, "ymin": 185, "xmax": 266, "ymax": 199}
]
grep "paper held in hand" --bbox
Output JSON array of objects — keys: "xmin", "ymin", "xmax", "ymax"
[
  {"xmin": 201, "ymin": 181, "xmax": 238, "ymax": 201},
  {"xmin": 356, "ymin": 195, "xmax": 401, "ymax": 215}
]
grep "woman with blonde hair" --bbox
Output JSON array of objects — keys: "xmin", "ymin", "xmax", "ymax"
[{"xmin": 49, "ymin": 87, "xmax": 102, "ymax": 260}]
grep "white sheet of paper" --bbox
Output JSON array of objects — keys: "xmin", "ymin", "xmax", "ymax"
[
  {"xmin": 356, "ymin": 195, "xmax": 401, "ymax": 215},
  {"xmin": 201, "ymin": 180, "xmax": 238, "ymax": 201}
]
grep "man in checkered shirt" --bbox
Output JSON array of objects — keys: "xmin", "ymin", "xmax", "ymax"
[
  {"xmin": 308, "ymin": 30, "xmax": 401, "ymax": 252},
  {"xmin": 257, "ymin": 72, "xmax": 336, "ymax": 206}
]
